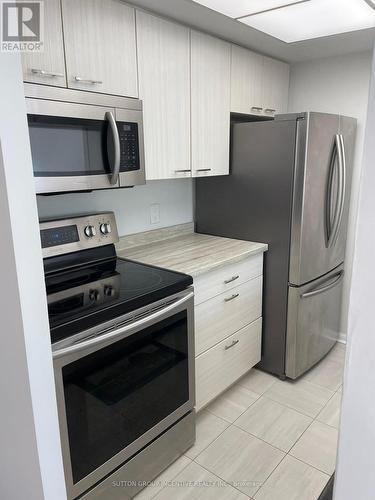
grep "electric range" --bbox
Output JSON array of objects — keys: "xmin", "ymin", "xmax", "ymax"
[{"xmin": 41, "ymin": 212, "xmax": 195, "ymax": 500}]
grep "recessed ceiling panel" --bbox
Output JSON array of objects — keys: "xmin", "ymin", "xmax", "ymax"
[
  {"xmin": 191, "ymin": 0, "xmax": 307, "ymax": 19},
  {"xmin": 239, "ymin": 0, "xmax": 375, "ymax": 43}
]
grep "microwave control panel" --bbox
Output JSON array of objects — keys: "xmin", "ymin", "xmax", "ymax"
[{"xmin": 118, "ymin": 122, "xmax": 140, "ymax": 172}]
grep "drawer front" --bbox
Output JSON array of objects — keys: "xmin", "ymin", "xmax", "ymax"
[
  {"xmin": 194, "ymin": 254, "xmax": 263, "ymax": 305},
  {"xmin": 196, "ymin": 318, "xmax": 262, "ymax": 411},
  {"xmin": 195, "ymin": 277, "xmax": 262, "ymax": 355}
]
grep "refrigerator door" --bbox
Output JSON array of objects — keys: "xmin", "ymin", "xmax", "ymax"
[
  {"xmin": 289, "ymin": 112, "xmax": 355, "ymax": 285},
  {"xmin": 286, "ymin": 264, "xmax": 344, "ymax": 379}
]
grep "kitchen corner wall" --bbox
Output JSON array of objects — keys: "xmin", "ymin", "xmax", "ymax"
[
  {"xmin": 37, "ymin": 178, "xmax": 194, "ymax": 236},
  {"xmin": 288, "ymin": 50, "xmax": 373, "ymax": 340}
]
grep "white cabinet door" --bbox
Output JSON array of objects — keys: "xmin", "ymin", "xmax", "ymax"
[
  {"xmin": 191, "ymin": 31, "xmax": 231, "ymax": 178},
  {"xmin": 231, "ymin": 45, "xmax": 263, "ymax": 115},
  {"xmin": 262, "ymin": 56, "xmax": 290, "ymax": 115},
  {"xmin": 22, "ymin": 0, "xmax": 66, "ymax": 87},
  {"xmin": 61, "ymin": 0, "xmax": 138, "ymax": 97},
  {"xmin": 136, "ymin": 12, "xmax": 191, "ymax": 180}
]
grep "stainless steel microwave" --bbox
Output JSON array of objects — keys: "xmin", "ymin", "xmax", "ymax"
[{"xmin": 25, "ymin": 84, "xmax": 145, "ymax": 194}]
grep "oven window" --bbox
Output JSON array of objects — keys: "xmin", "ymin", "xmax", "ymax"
[
  {"xmin": 28, "ymin": 115, "xmax": 110, "ymax": 177},
  {"xmin": 62, "ymin": 310, "xmax": 190, "ymax": 484}
]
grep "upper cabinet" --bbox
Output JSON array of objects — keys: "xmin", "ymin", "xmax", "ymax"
[
  {"xmin": 191, "ymin": 31, "xmax": 231, "ymax": 178},
  {"xmin": 61, "ymin": 0, "xmax": 138, "ymax": 97},
  {"xmin": 231, "ymin": 45, "xmax": 263, "ymax": 115},
  {"xmin": 262, "ymin": 56, "xmax": 290, "ymax": 115},
  {"xmin": 136, "ymin": 12, "xmax": 191, "ymax": 180},
  {"xmin": 230, "ymin": 45, "xmax": 290, "ymax": 117},
  {"xmin": 21, "ymin": 0, "xmax": 66, "ymax": 87}
]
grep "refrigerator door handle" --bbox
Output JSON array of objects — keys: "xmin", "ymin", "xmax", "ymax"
[
  {"xmin": 330, "ymin": 134, "xmax": 346, "ymax": 247},
  {"xmin": 325, "ymin": 134, "xmax": 344, "ymax": 248},
  {"xmin": 301, "ymin": 270, "xmax": 344, "ymax": 299}
]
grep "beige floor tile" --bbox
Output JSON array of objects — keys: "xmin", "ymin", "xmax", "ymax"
[
  {"xmin": 134, "ymin": 455, "xmax": 192, "ymax": 500},
  {"xmin": 206, "ymin": 384, "xmax": 260, "ymax": 423},
  {"xmin": 238, "ymin": 369, "xmax": 277, "ymax": 395},
  {"xmin": 254, "ymin": 455, "xmax": 329, "ymax": 500},
  {"xmin": 289, "ymin": 421, "xmax": 339, "ymax": 475},
  {"xmin": 195, "ymin": 425, "xmax": 285, "ymax": 497},
  {"xmin": 264, "ymin": 379, "xmax": 334, "ymax": 418},
  {"xmin": 235, "ymin": 396, "xmax": 312, "ymax": 452},
  {"xmin": 303, "ymin": 358, "xmax": 344, "ymax": 391},
  {"xmin": 185, "ymin": 410, "xmax": 229, "ymax": 460},
  {"xmin": 153, "ymin": 461, "xmax": 249, "ymax": 500},
  {"xmin": 326, "ymin": 343, "xmax": 346, "ymax": 365},
  {"xmin": 316, "ymin": 393, "xmax": 342, "ymax": 429}
]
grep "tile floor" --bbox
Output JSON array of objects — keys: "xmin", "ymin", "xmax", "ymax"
[{"xmin": 135, "ymin": 342, "xmax": 346, "ymax": 500}]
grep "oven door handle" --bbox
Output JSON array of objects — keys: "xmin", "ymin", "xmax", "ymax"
[
  {"xmin": 105, "ymin": 111, "xmax": 121, "ymax": 185},
  {"xmin": 52, "ymin": 291, "xmax": 194, "ymax": 360}
]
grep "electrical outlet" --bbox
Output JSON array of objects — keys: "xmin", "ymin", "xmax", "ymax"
[{"xmin": 150, "ymin": 203, "xmax": 160, "ymax": 224}]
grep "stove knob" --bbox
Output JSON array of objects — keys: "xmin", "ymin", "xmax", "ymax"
[
  {"xmin": 84, "ymin": 225, "xmax": 96, "ymax": 238},
  {"xmin": 89, "ymin": 289, "xmax": 100, "ymax": 302},
  {"xmin": 100, "ymin": 223, "xmax": 112, "ymax": 235},
  {"xmin": 104, "ymin": 285, "xmax": 115, "ymax": 297}
]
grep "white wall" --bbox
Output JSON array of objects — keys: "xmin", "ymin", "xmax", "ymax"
[
  {"xmin": 288, "ymin": 51, "xmax": 372, "ymax": 339},
  {"xmin": 0, "ymin": 55, "xmax": 66, "ymax": 498},
  {"xmin": 37, "ymin": 178, "xmax": 193, "ymax": 236},
  {"xmin": 334, "ymin": 48, "xmax": 375, "ymax": 500}
]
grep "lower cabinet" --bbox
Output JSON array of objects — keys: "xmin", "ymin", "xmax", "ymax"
[
  {"xmin": 193, "ymin": 253, "xmax": 264, "ymax": 411},
  {"xmin": 196, "ymin": 319, "xmax": 262, "ymax": 411}
]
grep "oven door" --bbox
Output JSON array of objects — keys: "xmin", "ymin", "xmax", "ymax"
[
  {"xmin": 27, "ymin": 99, "xmax": 121, "ymax": 194},
  {"xmin": 52, "ymin": 289, "xmax": 195, "ymax": 500}
]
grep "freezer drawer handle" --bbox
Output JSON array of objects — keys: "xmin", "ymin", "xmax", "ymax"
[
  {"xmin": 301, "ymin": 271, "xmax": 344, "ymax": 299},
  {"xmin": 225, "ymin": 339, "xmax": 239, "ymax": 350},
  {"xmin": 224, "ymin": 293, "xmax": 240, "ymax": 302},
  {"xmin": 224, "ymin": 275, "xmax": 239, "ymax": 284}
]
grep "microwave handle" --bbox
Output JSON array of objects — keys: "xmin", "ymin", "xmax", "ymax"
[{"xmin": 105, "ymin": 111, "xmax": 120, "ymax": 185}]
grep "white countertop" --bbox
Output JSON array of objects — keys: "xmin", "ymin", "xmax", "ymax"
[{"xmin": 116, "ymin": 224, "xmax": 268, "ymax": 277}]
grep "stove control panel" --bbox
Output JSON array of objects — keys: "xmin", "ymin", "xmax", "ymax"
[{"xmin": 40, "ymin": 212, "xmax": 119, "ymax": 259}]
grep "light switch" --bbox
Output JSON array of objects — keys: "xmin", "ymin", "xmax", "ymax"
[{"xmin": 150, "ymin": 203, "xmax": 160, "ymax": 224}]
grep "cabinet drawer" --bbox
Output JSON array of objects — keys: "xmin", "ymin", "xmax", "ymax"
[
  {"xmin": 194, "ymin": 254, "xmax": 263, "ymax": 305},
  {"xmin": 195, "ymin": 277, "xmax": 262, "ymax": 355},
  {"xmin": 196, "ymin": 318, "xmax": 262, "ymax": 411}
]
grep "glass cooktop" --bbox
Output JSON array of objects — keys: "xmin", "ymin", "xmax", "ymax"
[{"xmin": 46, "ymin": 257, "xmax": 192, "ymax": 343}]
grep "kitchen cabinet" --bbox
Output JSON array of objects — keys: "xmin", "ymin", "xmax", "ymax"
[
  {"xmin": 231, "ymin": 45, "xmax": 263, "ymax": 115},
  {"xmin": 22, "ymin": 0, "xmax": 66, "ymax": 87},
  {"xmin": 262, "ymin": 56, "xmax": 290, "ymax": 115},
  {"xmin": 196, "ymin": 319, "xmax": 262, "ymax": 410},
  {"xmin": 191, "ymin": 31, "xmax": 231, "ymax": 177},
  {"xmin": 61, "ymin": 0, "xmax": 138, "ymax": 97},
  {"xmin": 194, "ymin": 254, "xmax": 264, "ymax": 411},
  {"xmin": 230, "ymin": 45, "xmax": 290, "ymax": 116},
  {"xmin": 136, "ymin": 12, "xmax": 191, "ymax": 180}
]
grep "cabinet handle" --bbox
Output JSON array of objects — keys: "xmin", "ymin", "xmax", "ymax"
[
  {"xmin": 174, "ymin": 169, "xmax": 191, "ymax": 173},
  {"xmin": 31, "ymin": 68, "xmax": 64, "ymax": 78},
  {"xmin": 195, "ymin": 168, "xmax": 212, "ymax": 172},
  {"xmin": 265, "ymin": 108, "xmax": 276, "ymax": 114},
  {"xmin": 74, "ymin": 76, "xmax": 103, "ymax": 85},
  {"xmin": 224, "ymin": 293, "xmax": 239, "ymax": 302},
  {"xmin": 251, "ymin": 106, "xmax": 263, "ymax": 112},
  {"xmin": 224, "ymin": 275, "xmax": 239, "ymax": 284},
  {"xmin": 225, "ymin": 339, "xmax": 240, "ymax": 350}
]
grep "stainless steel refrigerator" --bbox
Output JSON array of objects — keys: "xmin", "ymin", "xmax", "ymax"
[{"xmin": 195, "ymin": 112, "xmax": 357, "ymax": 379}]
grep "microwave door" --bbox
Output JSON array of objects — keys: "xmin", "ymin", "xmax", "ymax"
[{"xmin": 26, "ymin": 99, "xmax": 120, "ymax": 194}]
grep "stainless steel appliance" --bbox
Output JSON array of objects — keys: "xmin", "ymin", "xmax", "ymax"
[
  {"xmin": 41, "ymin": 212, "xmax": 195, "ymax": 499},
  {"xmin": 195, "ymin": 112, "xmax": 356, "ymax": 379},
  {"xmin": 25, "ymin": 84, "xmax": 145, "ymax": 194}
]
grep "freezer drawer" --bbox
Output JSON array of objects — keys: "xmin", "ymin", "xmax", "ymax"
[{"xmin": 286, "ymin": 265, "xmax": 344, "ymax": 379}]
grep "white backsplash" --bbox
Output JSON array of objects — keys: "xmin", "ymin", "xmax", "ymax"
[{"xmin": 37, "ymin": 178, "xmax": 194, "ymax": 236}]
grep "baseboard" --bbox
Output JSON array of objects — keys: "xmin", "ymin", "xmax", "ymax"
[{"xmin": 338, "ymin": 334, "xmax": 347, "ymax": 344}]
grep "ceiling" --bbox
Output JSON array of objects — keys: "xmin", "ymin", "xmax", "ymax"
[{"xmin": 127, "ymin": 0, "xmax": 375, "ymax": 62}]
